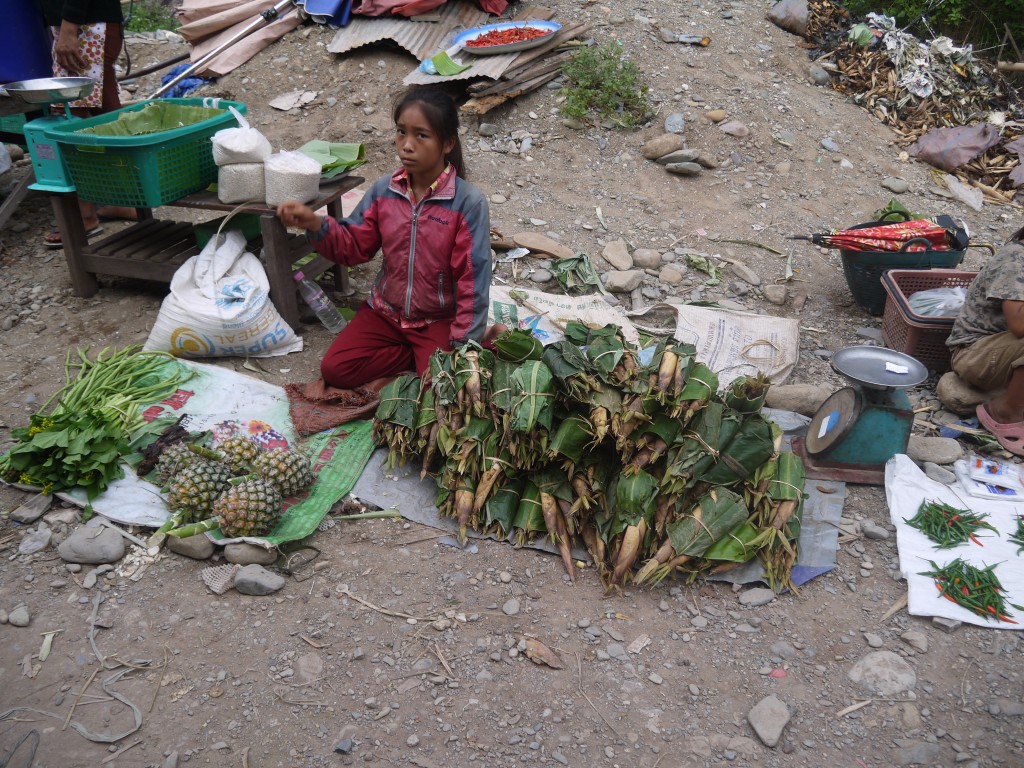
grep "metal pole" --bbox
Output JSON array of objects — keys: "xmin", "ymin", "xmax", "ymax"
[{"xmin": 148, "ymin": 0, "xmax": 295, "ymax": 99}]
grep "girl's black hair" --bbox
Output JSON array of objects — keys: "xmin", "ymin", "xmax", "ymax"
[{"xmin": 393, "ymin": 87, "xmax": 466, "ymax": 178}]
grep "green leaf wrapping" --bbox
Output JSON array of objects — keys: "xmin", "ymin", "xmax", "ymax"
[
  {"xmin": 667, "ymin": 487, "xmax": 749, "ymax": 557},
  {"xmin": 699, "ymin": 414, "xmax": 777, "ymax": 486},
  {"xmin": 494, "ymin": 329, "xmax": 545, "ymax": 362},
  {"xmin": 510, "ymin": 361, "xmax": 555, "ymax": 433},
  {"xmin": 702, "ymin": 520, "xmax": 769, "ymax": 562},
  {"xmin": 485, "ymin": 478, "xmax": 524, "ymax": 535}
]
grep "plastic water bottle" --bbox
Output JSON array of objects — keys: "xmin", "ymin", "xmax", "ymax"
[{"xmin": 294, "ymin": 271, "xmax": 347, "ymax": 333}]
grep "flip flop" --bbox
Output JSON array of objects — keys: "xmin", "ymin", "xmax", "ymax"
[
  {"xmin": 43, "ymin": 225, "xmax": 104, "ymax": 249},
  {"xmin": 976, "ymin": 403, "xmax": 1024, "ymax": 457}
]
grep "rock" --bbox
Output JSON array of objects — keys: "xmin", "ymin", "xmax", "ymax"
[
  {"xmin": 907, "ymin": 435, "xmax": 962, "ymax": 466},
  {"xmin": 293, "ymin": 653, "xmax": 324, "ymax": 686},
  {"xmin": 57, "ymin": 526, "xmax": 124, "ymax": 564},
  {"xmin": 821, "ymin": 137, "xmax": 841, "ymax": 152},
  {"xmin": 224, "ymin": 542, "xmax": 278, "ymax": 565},
  {"xmin": 233, "ymin": 565, "xmax": 285, "ymax": 595},
  {"xmin": 529, "ymin": 268, "xmax": 552, "ymax": 283},
  {"xmin": 705, "ymin": 109, "xmax": 727, "ymax": 123},
  {"xmin": 894, "ymin": 739, "xmax": 940, "ymax": 766},
  {"xmin": 19, "ymin": 526, "xmax": 52, "ymax": 555},
  {"xmin": 664, "ymin": 112, "xmax": 686, "ymax": 134},
  {"xmin": 7, "ymin": 145, "xmax": 25, "ymax": 162},
  {"xmin": 931, "ymin": 616, "xmax": 962, "ymax": 633},
  {"xmin": 738, "ymin": 588, "xmax": 775, "ymax": 607},
  {"xmin": 44, "ymin": 508, "xmax": 79, "ymax": 526},
  {"xmin": 747, "ymin": 695, "xmax": 790, "ymax": 747},
  {"xmin": 8, "ymin": 605, "xmax": 30, "ymax": 627},
  {"xmin": 936, "ymin": 371, "xmax": 992, "ymax": 415},
  {"xmin": 603, "ymin": 270, "xmax": 645, "ymax": 293},
  {"xmin": 695, "ymin": 154, "xmax": 718, "ymax": 169},
  {"xmin": 665, "ymin": 162, "xmax": 702, "ymax": 176},
  {"xmin": 642, "ymin": 134, "xmax": 686, "ymax": 160},
  {"xmin": 602, "ymin": 239, "xmax": 633, "ymax": 270},
  {"xmin": 856, "ymin": 326, "xmax": 883, "ymax": 343},
  {"xmin": 770, "ymin": 641, "xmax": 797, "ymax": 658},
  {"xmin": 660, "ymin": 265, "xmax": 684, "ymax": 284},
  {"xmin": 719, "ymin": 120, "xmax": 750, "ymax": 138},
  {"xmin": 902, "ymin": 703, "xmax": 922, "ymax": 729},
  {"xmin": 775, "ymin": 161, "xmax": 793, "ymax": 175},
  {"xmin": 923, "ymin": 462, "xmax": 956, "ymax": 485},
  {"xmin": 864, "ymin": 632, "xmax": 884, "ymax": 648},
  {"xmin": 730, "ymin": 262, "xmax": 761, "ymax": 286},
  {"xmin": 512, "ymin": 232, "xmax": 574, "ymax": 259},
  {"xmin": 490, "ymin": 193, "xmax": 506, "ymax": 204},
  {"xmin": 655, "ymin": 148, "xmax": 700, "ymax": 165},
  {"xmin": 848, "ymin": 651, "xmax": 916, "ymax": 696},
  {"xmin": 764, "ymin": 384, "xmax": 832, "ymax": 416},
  {"xmin": 10, "ymin": 494, "xmax": 52, "ymax": 523},
  {"xmin": 334, "ymin": 739, "xmax": 354, "ymax": 754},
  {"xmin": 860, "ymin": 520, "xmax": 890, "ymax": 540},
  {"xmin": 502, "ymin": 598, "xmax": 521, "ymax": 616},
  {"xmin": 809, "ymin": 65, "xmax": 831, "ymax": 85},
  {"xmin": 632, "ymin": 249, "xmax": 663, "ymax": 270},
  {"xmin": 478, "ymin": 122, "xmax": 498, "ymax": 137},
  {"xmin": 900, "ymin": 630, "xmax": 928, "ymax": 653},
  {"xmin": 882, "ymin": 177, "xmax": 910, "ymax": 194},
  {"xmin": 168, "ymin": 534, "xmax": 216, "ymax": 560},
  {"xmin": 763, "ymin": 284, "xmax": 787, "ymax": 305},
  {"xmin": 162, "ymin": 751, "xmax": 179, "ymax": 768}
]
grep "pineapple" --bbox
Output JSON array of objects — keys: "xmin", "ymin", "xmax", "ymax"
[
  {"xmin": 166, "ymin": 459, "xmax": 234, "ymax": 519},
  {"xmin": 216, "ymin": 436, "xmax": 262, "ymax": 473},
  {"xmin": 213, "ymin": 476, "xmax": 283, "ymax": 538},
  {"xmin": 154, "ymin": 443, "xmax": 204, "ymax": 485},
  {"xmin": 253, "ymin": 449, "xmax": 314, "ymax": 496}
]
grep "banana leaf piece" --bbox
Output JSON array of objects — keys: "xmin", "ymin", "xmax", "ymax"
[
  {"xmin": 542, "ymin": 340, "xmax": 600, "ymax": 400},
  {"xmin": 485, "ymin": 478, "xmax": 523, "ymax": 535},
  {"xmin": 490, "ymin": 359, "xmax": 517, "ymax": 413},
  {"xmin": 429, "ymin": 350, "xmax": 457, "ymax": 409},
  {"xmin": 373, "ymin": 374, "xmax": 420, "ymax": 429},
  {"xmin": 513, "ymin": 481, "xmax": 547, "ymax": 544},
  {"xmin": 549, "ymin": 252, "xmax": 609, "ymax": 295},
  {"xmin": 674, "ymin": 362, "xmax": 718, "ymax": 419},
  {"xmin": 548, "ymin": 415, "xmax": 595, "ymax": 468},
  {"xmin": 699, "ymin": 413, "xmax": 776, "ymax": 486},
  {"xmin": 667, "ymin": 487, "xmax": 748, "ymax": 557},
  {"xmin": 724, "ymin": 372, "xmax": 770, "ymax": 414},
  {"xmin": 702, "ymin": 520, "xmax": 770, "ymax": 562},
  {"xmin": 510, "ymin": 360, "xmax": 555, "ymax": 433},
  {"xmin": 494, "ymin": 328, "xmax": 545, "ymax": 362},
  {"xmin": 612, "ymin": 468, "xmax": 660, "ymax": 524}
]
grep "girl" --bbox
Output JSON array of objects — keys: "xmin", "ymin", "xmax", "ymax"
[{"xmin": 277, "ymin": 87, "xmax": 493, "ymax": 389}]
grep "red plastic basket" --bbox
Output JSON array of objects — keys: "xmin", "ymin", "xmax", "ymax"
[{"xmin": 880, "ymin": 269, "xmax": 978, "ymax": 373}]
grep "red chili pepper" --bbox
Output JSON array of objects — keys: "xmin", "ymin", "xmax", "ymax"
[
  {"xmin": 961, "ymin": 586, "xmax": 970, "ymax": 596},
  {"xmin": 969, "ymin": 534, "xmax": 983, "ymax": 546},
  {"xmin": 465, "ymin": 26, "xmax": 551, "ymax": 48}
]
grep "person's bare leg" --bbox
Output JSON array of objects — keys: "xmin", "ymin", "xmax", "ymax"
[{"xmin": 984, "ymin": 366, "xmax": 1024, "ymax": 424}]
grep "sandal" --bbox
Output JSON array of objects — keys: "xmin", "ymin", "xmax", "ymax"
[
  {"xmin": 43, "ymin": 225, "xmax": 104, "ymax": 249},
  {"xmin": 976, "ymin": 403, "xmax": 1024, "ymax": 457}
]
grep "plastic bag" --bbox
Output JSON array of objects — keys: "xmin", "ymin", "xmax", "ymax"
[
  {"xmin": 218, "ymin": 162, "xmax": 266, "ymax": 204},
  {"xmin": 211, "ymin": 106, "xmax": 272, "ymax": 166},
  {"xmin": 264, "ymin": 150, "xmax": 321, "ymax": 206},
  {"xmin": 144, "ymin": 229, "xmax": 303, "ymax": 358},
  {"xmin": 907, "ymin": 286, "xmax": 967, "ymax": 318},
  {"xmin": 0, "ymin": 143, "xmax": 11, "ymax": 176}
]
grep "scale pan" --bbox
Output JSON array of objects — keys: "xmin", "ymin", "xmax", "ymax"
[
  {"xmin": 831, "ymin": 346, "xmax": 928, "ymax": 390},
  {"xmin": 1, "ymin": 77, "xmax": 95, "ymax": 104}
]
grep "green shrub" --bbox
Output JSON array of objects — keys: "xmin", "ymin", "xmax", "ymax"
[
  {"xmin": 125, "ymin": 0, "xmax": 179, "ymax": 33},
  {"xmin": 560, "ymin": 41, "xmax": 654, "ymax": 129},
  {"xmin": 842, "ymin": 0, "xmax": 1023, "ymax": 54}
]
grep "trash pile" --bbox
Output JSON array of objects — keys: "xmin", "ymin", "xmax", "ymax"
[
  {"xmin": 770, "ymin": 0, "xmax": 1024, "ymax": 205},
  {"xmin": 373, "ymin": 326, "xmax": 806, "ymax": 592}
]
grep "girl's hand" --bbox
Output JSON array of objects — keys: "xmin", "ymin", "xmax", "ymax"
[
  {"xmin": 276, "ymin": 201, "xmax": 322, "ymax": 232},
  {"xmin": 55, "ymin": 22, "xmax": 85, "ymax": 73}
]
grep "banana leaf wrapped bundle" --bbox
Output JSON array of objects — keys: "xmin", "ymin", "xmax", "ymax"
[
  {"xmin": 724, "ymin": 372, "xmax": 770, "ymax": 414},
  {"xmin": 701, "ymin": 519, "xmax": 770, "ymax": 572},
  {"xmin": 612, "ymin": 391, "xmax": 657, "ymax": 453},
  {"xmin": 507, "ymin": 360, "xmax": 556, "ymax": 468},
  {"xmin": 415, "ymin": 386, "xmax": 439, "ymax": 479},
  {"xmin": 542, "ymin": 340, "xmax": 601, "ymax": 402},
  {"xmin": 660, "ymin": 402, "xmax": 730, "ymax": 497},
  {"xmin": 513, "ymin": 480, "xmax": 547, "ymax": 546},
  {"xmin": 622, "ymin": 413, "xmax": 680, "ymax": 474},
  {"xmin": 604, "ymin": 469, "xmax": 660, "ymax": 586},
  {"xmin": 494, "ymin": 328, "xmax": 544, "ymax": 362},
  {"xmin": 473, "ymin": 431, "xmax": 516, "ymax": 514},
  {"xmin": 697, "ymin": 413, "xmax": 776, "ymax": 487},
  {"xmin": 549, "ymin": 415, "xmax": 597, "ymax": 474},
  {"xmin": 449, "ymin": 415, "xmax": 495, "ymax": 478},
  {"xmin": 649, "ymin": 342, "xmax": 696, "ymax": 404},
  {"xmin": 564, "ymin": 322, "xmax": 637, "ymax": 386},
  {"xmin": 435, "ymin": 463, "xmax": 477, "ymax": 543},
  {"xmin": 633, "ymin": 487, "xmax": 748, "ymax": 585},
  {"xmin": 757, "ymin": 451, "xmax": 806, "ymax": 593},
  {"xmin": 451, "ymin": 342, "xmax": 493, "ymax": 418},
  {"xmin": 535, "ymin": 467, "xmax": 577, "ymax": 581},
  {"xmin": 672, "ymin": 362, "xmax": 718, "ymax": 421},
  {"xmin": 371, "ymin": 374, "xmax": 422, "ymax": 469},
  {"xmin": 484, "ymin": 478, "xmax": 524, "ymax": 537}
]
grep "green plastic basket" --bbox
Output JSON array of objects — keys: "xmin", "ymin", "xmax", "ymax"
[
  {"xmin": 0, "ymin": 113, "xmax": 28, "ymax": 135},
  {"xmin": 43, "ymin": 98, "xmax": 246, "ymax": 208}
]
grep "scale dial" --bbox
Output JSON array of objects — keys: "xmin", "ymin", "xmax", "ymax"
[{"xmin": 805, "ymin": 387, "xmax": 864, "ymax": 457}]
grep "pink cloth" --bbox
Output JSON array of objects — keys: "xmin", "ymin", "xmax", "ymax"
[{"xmin": 353, "ymin": 0, "xmax": 506, "ymax": 17}]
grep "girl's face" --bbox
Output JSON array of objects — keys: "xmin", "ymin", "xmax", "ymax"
[{"xmin": 395, "ymin": 103, "xmax": 455, "ymax": 185}]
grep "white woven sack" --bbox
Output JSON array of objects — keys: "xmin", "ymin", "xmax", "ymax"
[
  {"xmin": 218, "ymin": 162, "xmax": 266, "ymax": 204},
  {"xmin": 211, "ymin": 106, "xmax": 272, "ymax": 166},
  {"xmin": 264, "ymin": 150, "xmax": 321, "ymax": 206},
  {"xmin": 144, "ymin": 229, "xmax": 303, "ymax": 358}
]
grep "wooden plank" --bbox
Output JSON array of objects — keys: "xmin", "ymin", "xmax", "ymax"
[
  {"xmin": 51, "ymin": 193, "xmax": 97, "ymax": 297},
  {"xmin": 472, "ymin": 53, "xmax": 571, "ymax": 97},
  {"xmin": 463, "ymin": 70, "xmax": 564, "ymax": 116},
  {"xmin": 87, "ymin": 220, "xmax": 182, "ymax": 258}
]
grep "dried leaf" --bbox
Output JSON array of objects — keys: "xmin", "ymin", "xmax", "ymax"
[
  {"xmin": 524, "ymin": 638, "xmax": 564, "ymax": 669},
  {"xmin": 38, "ymin": 631, "xmax": 59, "ymax": 662},
  {"xmin": 626, "ymin": 634, "xmax": 652, "ymax": 654},
  {"xmin": 171, "ymin": 685, "xmax": 194, "ymax": 702},
  {"xmin": 816, "ymin": 485, "xmax": 837, "ymax": 494},
  {"xmin": 300, "ymin": 634, "xmax": 327, "ymax": 649}
]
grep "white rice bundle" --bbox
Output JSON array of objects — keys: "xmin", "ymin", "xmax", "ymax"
[
  {"xmin": 264, "ymin": 151, "xmax": 321, "ymax": 207},
  {"xmin": 217, "ymin": 163, "xmax": 266, "ymax": 205}
]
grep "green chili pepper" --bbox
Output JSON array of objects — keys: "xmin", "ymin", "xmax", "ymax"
[{"xmin": 905, "ymin": 500, "xmax": 997, "ymax": 549}]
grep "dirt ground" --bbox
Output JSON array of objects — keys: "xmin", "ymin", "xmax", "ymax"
[{"xmin": 2, "ymin": 2, "xmax": 1023, "ymax": 767}]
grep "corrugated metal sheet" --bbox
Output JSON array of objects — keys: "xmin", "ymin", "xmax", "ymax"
[{"xmin": 326, "ymin": 2, "xmax": 547, "ymax": 85}]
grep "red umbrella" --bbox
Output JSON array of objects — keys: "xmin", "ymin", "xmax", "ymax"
[{"xmin": 791, "ymin": 218, "xmax": 960, "ymax": 252}]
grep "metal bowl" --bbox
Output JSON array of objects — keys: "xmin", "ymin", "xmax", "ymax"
[
  {"xmin": 831, "ymin": 345, "xmax": 928, "ymax": 390},
  {"xmin": 1, "ymin": 77, "xmax": 96, "ymax": 105}
]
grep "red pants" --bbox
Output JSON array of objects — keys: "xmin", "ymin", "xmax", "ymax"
[{"xmin": 321, "ymin": 303, "xmax": 452, "ymax": 388}]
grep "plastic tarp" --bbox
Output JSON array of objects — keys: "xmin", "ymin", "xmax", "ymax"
[{"xmin": 885, "ymin": 454, "xmax": 1024, "ymax": 630}]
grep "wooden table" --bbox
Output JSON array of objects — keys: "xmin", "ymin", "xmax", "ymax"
[{"xmin": 50, "ymin": 174, "xmax": 363, "ymax": 329}]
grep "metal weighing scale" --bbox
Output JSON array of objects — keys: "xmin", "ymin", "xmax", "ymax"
[
  {"xmin": 793, "ymin": 346, "xmax": 928, "ymax": 484},
  {"xmin": 1, "ymin": 76, "xmax": 94, "ymax": 193}
]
